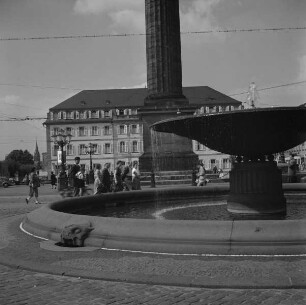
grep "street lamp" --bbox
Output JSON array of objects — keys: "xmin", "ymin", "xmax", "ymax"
[
  {"xmin": 51, "ymin": 129, "xmax": 72, "ymax": 191},
  {"xmin": 85, "ymin": 142, "xmax": 95, "ymax": 184}
]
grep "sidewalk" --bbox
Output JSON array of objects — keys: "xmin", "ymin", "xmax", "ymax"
[{"xmin": 1, "ymin": 184, "xmax": 306, "ymax": 304}]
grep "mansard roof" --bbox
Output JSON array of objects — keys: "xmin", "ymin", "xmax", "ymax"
[{"xmin": 50, "ymin": 86, "xmax": 241, "ymax": 111}]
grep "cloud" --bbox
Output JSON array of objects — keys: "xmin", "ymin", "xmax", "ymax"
[
  {"xmin": 73, "ymin": 0, "xmax": 144, "ymax": 32},
  {"xmin": 73, "ymin": 0, "xmax": 143, "ymax": 15},
  {"xmin": 109, "ymin": 9, "xmax": 144, "ymax": 32},
  {"xmin": 0, "ymin": 95, "xmax": 21, "ymax": 105},
  {"xmin": 180, "ymin": 0, "xmax": 222, "ymax": 31}
]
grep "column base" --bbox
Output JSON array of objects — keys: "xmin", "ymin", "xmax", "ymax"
[{"xmin": 227, "ymin": 161, "xmax": 286, "ymax": 215}]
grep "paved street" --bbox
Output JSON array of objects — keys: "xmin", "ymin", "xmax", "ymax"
[{"xmin": 1, "ymin": 184, "xmax": 306, "ymax": 304}]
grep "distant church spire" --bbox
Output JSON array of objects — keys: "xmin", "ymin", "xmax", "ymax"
[{"xmin": 34, "ymin": 140, "xmax": 41, "ymax": 169}]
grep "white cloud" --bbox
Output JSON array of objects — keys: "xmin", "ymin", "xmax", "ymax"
[
  {"xmin": 73, "ymin": 0, "xmax": 144, "ymax": 32},
  {"xmin": 180, "ymin": 0, "xmax": 222, "ymax": 31},
  {"xmin": 0, "ymin": 95, "xmax": 21, "ymax": 105},
  {"xmin": 73, "ymin": 0, "xmax": 143, "ymax": 15},
  {"xmin": 109, "ymin": 9, "xmax": 145, "ymax": 32}
]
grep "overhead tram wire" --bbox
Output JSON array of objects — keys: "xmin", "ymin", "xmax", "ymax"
[
  {"xmin": 0, "ymin": 117, "xmax": 47, "ymax": 122},
  {"xmin": 0, "ymin": 80, "xmax": 305, "ymax": 114},
  {"xmin": 229, "ymin": 80, "xmax": 306, "ymax": 97},
  {"xmin": 1, "ymin": 79, "xmax": 305, "ymax": 121},
  {"xmin": 1, "ymin": 26, "xmax": 306, "ymax": 41}
]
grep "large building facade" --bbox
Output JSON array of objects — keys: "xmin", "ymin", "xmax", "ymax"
[{"xmin": 44, "ymin": 86, "xmax": 242, "ymax": 175}]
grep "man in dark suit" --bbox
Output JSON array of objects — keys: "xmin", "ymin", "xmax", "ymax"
[{"xmin": 69, "ymin": 156, "xmax": 81, "ymax": 196}]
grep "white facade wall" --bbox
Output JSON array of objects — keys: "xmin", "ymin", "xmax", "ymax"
[
  {"xmin": 192, "ymin": 141, "xmax": 231, "ymax": 172},
  {"xmin": 48, "ymin": 109, "xmax": 143, "ymax": 174}
]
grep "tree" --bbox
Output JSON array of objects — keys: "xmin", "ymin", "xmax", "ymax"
[
  {"xmin": 4, "ymin": 150, "xmax": 34, "ymax": 178},
  {"xmin": 5, "ymin": 150, "xmax": 34, "ymax": 165}
]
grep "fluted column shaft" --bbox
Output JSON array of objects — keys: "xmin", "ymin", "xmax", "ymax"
[{"xmin": 145, "ymin": 0, "xmax": 186, "ymax": 102}]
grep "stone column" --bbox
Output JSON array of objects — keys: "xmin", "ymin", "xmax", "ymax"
[
  {"xmin": 139, "ymin": 0, "xmax": 198, "ymax": 172},
  {"xmin": 145, "ymin": 0, "xmax": 187, "ymax": 106}
]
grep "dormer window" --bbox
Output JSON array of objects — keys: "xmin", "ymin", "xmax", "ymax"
[
  {"xmin": 80, "ymin": 111, "xmax": 87, "ymax": 119},
  {"xmin": 131, "ymin": 108, "xmax": 137, "ymax": 115}
]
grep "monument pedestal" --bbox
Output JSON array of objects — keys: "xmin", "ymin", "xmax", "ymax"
[
  {"xmin": 139, "ymin": 106, "xmax": 198, "ymax": 172},
  {"xmin": 227, "ymin": 161, "xmax": 286, "ymax": 215}
]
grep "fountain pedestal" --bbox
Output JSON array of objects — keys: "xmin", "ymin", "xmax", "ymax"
[{"xmin": 227, "ymin": 160, "xmax": 286, "ymax": 215}]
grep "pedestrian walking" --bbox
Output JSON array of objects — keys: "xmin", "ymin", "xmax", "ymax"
[
  {"xmin": 99, "ymin": 163, "xmax": 112, "ymax": 194},
  {"xmin": 93, "ymin": 164, "xmax": 103, "ymax": 195},
  {"xmin": 196, "ymin": 161, "xmax": 207, "ymax": 186},
  {"xmin": 132, "ymin": 161, "xmax": 141, "ymax": 190},
  {"xmin": 122, "ymin": 162, "xmax": 133, "ymax": 191},
  {"xmin": 68, "ymin": 156, "xmax": 81, "ymax": 196},
  {"xmin": 25, "ymin": 167, "xmax": 41, "ymax": 204},
  {"xmin": 288, "ymin": 154, "xmax": 298, "ymax": 183},
  {"xmin": 50, "ymin": 171, "xmax": 57, "ymax": 189},
  {"xmin": 114, "ymin": 161, "xmax": 124, "ymax": 192},
  {"xmin": 76, "ymin": 167, "xmax": 86, "ymax": 196}
]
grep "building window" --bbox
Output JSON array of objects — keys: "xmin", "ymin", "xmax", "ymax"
[
  {"xmin": 104, "ymin": 110, "xmax": 111, "ymax": 118},
  {"xmin": 52, "ymin": 145, "xmax": 59, "ymax": 156},
  {"xmin": 119, "ymin": 125, "xmax": 127, "ymax": 135},
  {"xmin": 67, "ymin": 111, "xmax": 74, "ymax": 119},
  {"xmin": 132, "ymin": 141, "xmax": 139, "ymax": 153},
  {"xmin": 65, "ymin": 127, "xmax": 73, "ymax": 136},
  {"xmin": 210, "ymin": 159, "xmax": 217, "ymax": 169},
  {"xmin": 51, "ymin": 127, "xmax": 59, "ymax": 136},
  {"xmin": 119, "ymin": 141, "xmax": 126, "ymax": 153},
  {"xmin": 104, "ymin": 143, "xmax": 112, "ymax": 154},
  {"xmin": 91, "ymin": 126, "xmax": 99, "ymax": 136},
  {"xmin": 222, "ymin": 158, "xmax": 230, "ymax": 169},
  {"xmin": 103, "ymin": 125, "xmax": 111, "ymax": 135},
  {"xmin": 66, "ymin": 144, "xmax": 74, "ymax": 156},
  {"xmin": 80, "ymin": 111, "xmax": 87, "ymax": 119},
  {"xmin": 78, "ymin": 127, "xmax": 87, "ymax": 136},
  {"xmin": 131, "ymin": 108, "xmax": 137, "ymax": 115},
  {"xmin": 91, "ymin": 110, "xmax": 99, "ymax": 119},
  {"xmin": 119, "ymin": 109, "xmax": 125, "ymax": 116},
  {"xmin": 130, "ymin": 124, "xmax": 139, "ymax": 134},
  {"xmin": 90, "ymin": 143, "xmax": 98, "ymax": 154},
  {"xmin": 79, "ymin": 144, "xmax": 87, "ymax": 155}
]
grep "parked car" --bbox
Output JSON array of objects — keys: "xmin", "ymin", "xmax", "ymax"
[
  {"xmin": 8, "ymin": 178, "xmax": 21, "ymax": 185},
  {"xmin": 0, "ymin": 177, "xmax": 14, "ymax": 188}
]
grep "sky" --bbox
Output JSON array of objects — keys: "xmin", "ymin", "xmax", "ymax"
[{"xmin": 0, "ymin": 0, "xmax": 306, "ymax": 160}]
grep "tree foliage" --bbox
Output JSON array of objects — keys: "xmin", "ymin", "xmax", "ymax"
[
  {"xmin": 4, "ymin": 150, "xmax": 34, "ymax": 178},
  {"xmin": 5, "ymin": 150, "xmax": 34, "ymax": 165}
]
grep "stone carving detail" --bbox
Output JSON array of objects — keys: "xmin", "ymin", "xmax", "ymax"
[{"xmin": 60, "ymin": 223, "xmax": 94, "ymax": 247}]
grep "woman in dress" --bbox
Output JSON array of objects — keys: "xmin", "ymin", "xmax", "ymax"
[
  {"xmin": 132, "ymin": 161, "xmax": 141, "ymax": 190},
  {"xmin": 93, "ymin": 164, "xmax": 103, "ymax": 195}
]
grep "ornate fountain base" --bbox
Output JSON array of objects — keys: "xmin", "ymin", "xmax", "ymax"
[{"xmin": 227, "ymin": 160, "xmax": 286, "ymax": 215}]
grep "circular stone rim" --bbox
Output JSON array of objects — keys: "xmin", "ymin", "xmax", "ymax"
[{"xmin": 22, "ymin": 186, "xmax": 306, "ymax": 255}]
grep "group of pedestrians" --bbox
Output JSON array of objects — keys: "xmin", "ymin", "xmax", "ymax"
[
  {"xmin": 93, "ymin": 160, "xmax": 141, "ymax": 195},
  {"xmin": 112, "ymin": 160, "xmax": 141, "ymax": 193}
]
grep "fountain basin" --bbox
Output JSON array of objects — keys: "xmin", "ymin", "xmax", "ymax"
[
  {"xmin": 22, "ymin": 186, "xmax": 306, "ymax": 255},
  {"xmin": 151, "ymin": 107, "xmax": 306, "ymax": 157}
]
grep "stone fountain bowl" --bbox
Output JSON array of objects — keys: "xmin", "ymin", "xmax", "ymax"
[{"xmin": 151, "ymin": 107, "xmax": 306, "ymax": 157}]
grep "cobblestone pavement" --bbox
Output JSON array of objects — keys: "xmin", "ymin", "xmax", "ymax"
[
  {"xmin": 1, "ymin": 185, "xmax": 306, "ymax": 304},
  {"xmin": 1, "ymin": 264, "xmax": 306, "ymax": 305}
]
